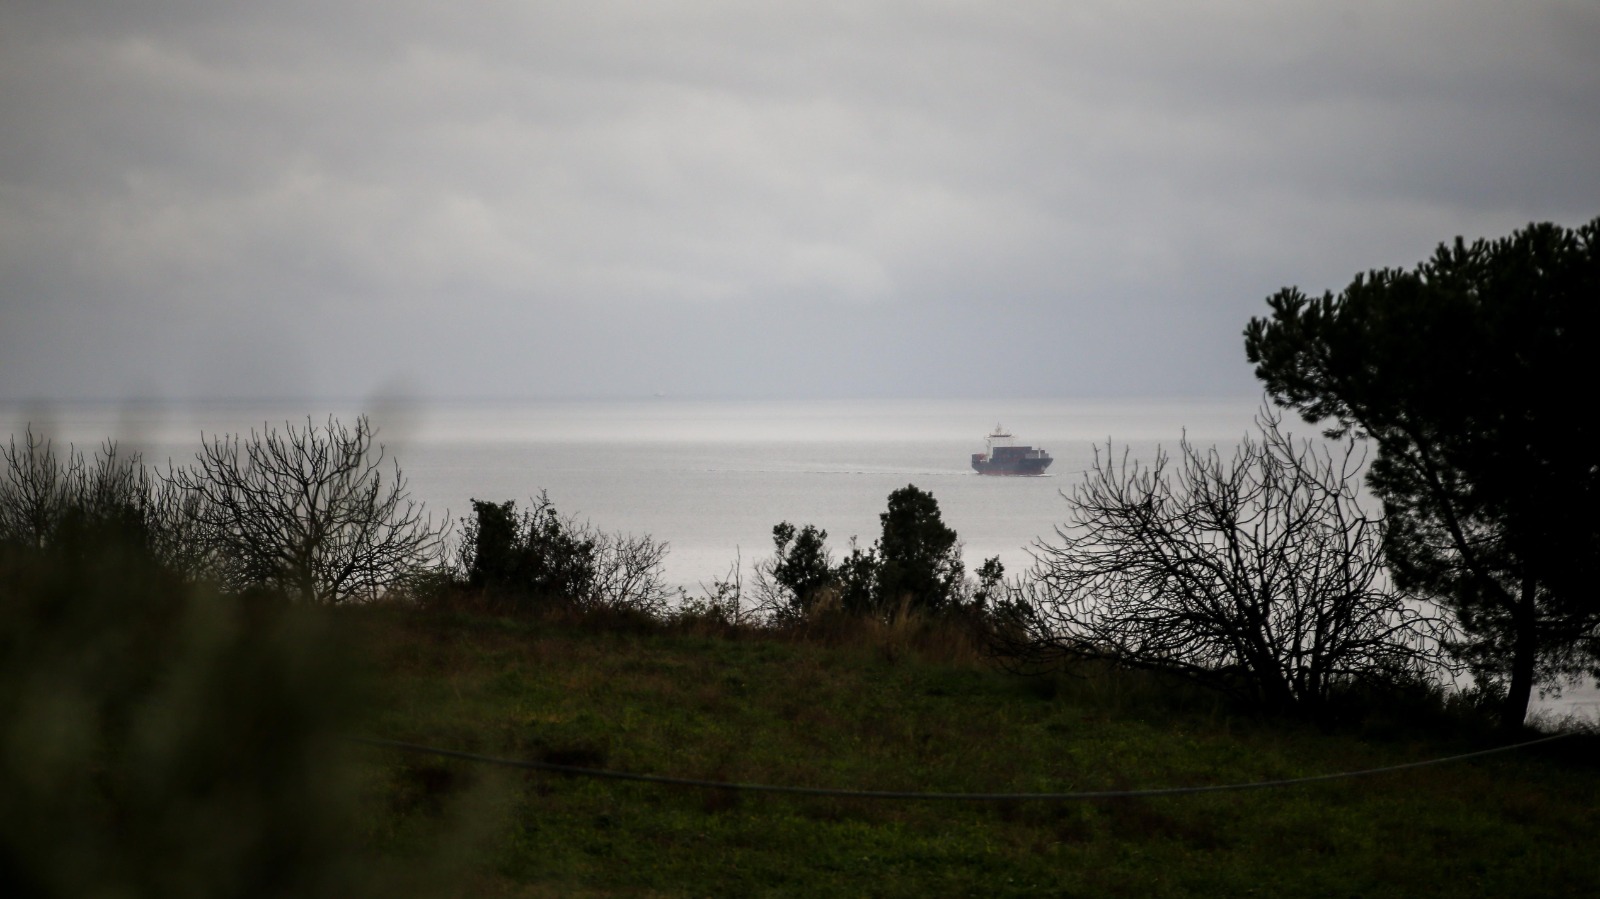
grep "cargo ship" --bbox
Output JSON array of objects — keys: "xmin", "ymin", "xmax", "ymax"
[{"xmin": 971, "ymin": 424, "xmax": 1052, "ymax": 476}]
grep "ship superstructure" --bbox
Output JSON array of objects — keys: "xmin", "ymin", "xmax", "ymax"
[{"xmin": 970, "ymin": 424, "xmax": 1052, "ymax": 476}]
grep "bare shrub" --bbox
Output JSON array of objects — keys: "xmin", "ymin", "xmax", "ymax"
[
  {"xmin": 674, "ymin": 551, "xmax": 752, "ymax": 632},
  {"xmin": 589, "ymin": 528, "xmax": 673, "ymax": 616},
  {"xmin": 167, "ymin": 416, "xmax": 445, "ymax": 605},
  {"xmin": 0, "ymin": 429, "xmax": 151, "ymax": 549},
  {"xmin": 0, "ymin": 429, "xmax": 199, "ymax": 574},
  {"xmin": 995, "ymin": 408, "xmax": 1447, "ymax": 715}
]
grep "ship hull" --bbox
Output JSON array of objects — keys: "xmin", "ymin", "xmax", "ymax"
[{"xmin": 971, "ymin": 455, "xmax": 1052, "ymax": 476}]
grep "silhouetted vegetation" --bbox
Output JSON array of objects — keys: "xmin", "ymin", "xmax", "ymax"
[
  {"xmin": 462, "ymin": 494, "xmax": 598, "ymax": 601},
  {"xmin": 167, "ymin": 416, "xmax": 446, "ymax": 605},
  {"xmin": 993, "ymin": 410, "xmax": 1447, "ymax": 717},
  {"xmin": 1246, "ymin": 215, "xmax": 1600, "ymax": 728},
  {"xmin": 454, "ymin": 490, "xmax": 672, "ymax": 616},
  {"xmin": 876, "ymin": 484, "xmax": 966, "ymax": 612},
  {"xmin": 763, "ymin": 521, "xmax": 834, "ymax": 619},
  {"xmin": 754, "ymin": 484, "xmax": 1001, "ymax": 624},
  {"xmin": 2, "ymin": 431, "xmax": 219, "ymax": 584}
]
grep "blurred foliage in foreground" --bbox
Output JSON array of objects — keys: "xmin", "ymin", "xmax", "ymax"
[{"xmin": 0, "ymin": 516, "xmax": 373, "ymax": 898}]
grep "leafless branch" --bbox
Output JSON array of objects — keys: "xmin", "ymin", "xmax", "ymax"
[
  {"xmin": 995, "ymin": 408, "xmax": 1448, "ymax": 713},
  {"xmin": 166, "ymin": 416, "xmax": 444, "ymax": 604}
]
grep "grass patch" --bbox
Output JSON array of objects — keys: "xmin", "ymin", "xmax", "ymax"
[{"xmin": 347, "ymin": 606, "xmax": 1600, "ymax": 897}]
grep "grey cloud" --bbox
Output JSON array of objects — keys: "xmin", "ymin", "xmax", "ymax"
[{"xmin": 2, "ymin": 1, "xmax": 1597, "ymax": 401}]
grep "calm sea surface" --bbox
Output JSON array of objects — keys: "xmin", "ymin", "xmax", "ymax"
[
  {"xmin": 7, "ymin": 396, "xmax": 1594, "ymax": 719},
  {"xmin": 3, "ymin": 397, "xmax": 1267, "ymax": 586}
]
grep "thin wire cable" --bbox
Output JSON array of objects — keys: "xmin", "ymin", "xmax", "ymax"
[{"xmin": 353, "ymin": 731, "xmax": 1573, "ymax": 802}]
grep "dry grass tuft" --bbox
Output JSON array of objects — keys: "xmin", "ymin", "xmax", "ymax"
[{"xmin": 772, "ymin": 593, "xmax": 990, "ymax": 668}]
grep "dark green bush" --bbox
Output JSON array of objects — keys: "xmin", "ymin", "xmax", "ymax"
[
  {"xmin": 457, "ymin": 491, "xmax": 670, "ymax": 616},
  {"xmin": 757, "ymin": 485, "xmax": 997, "ymax": 623},
  {"xmin": 462, "ymin": 494, "xmax": 597, "ymax": 603}
]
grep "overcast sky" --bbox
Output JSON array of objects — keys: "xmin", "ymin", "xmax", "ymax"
[{"xmin": 2, "ymin": 1, "xmax": 1596, "ymax": 403}]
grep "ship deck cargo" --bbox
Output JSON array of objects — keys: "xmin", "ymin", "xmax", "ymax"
[{"xmin": 971, "ymin": 424, "xmax": 1051, "ymax": 476}]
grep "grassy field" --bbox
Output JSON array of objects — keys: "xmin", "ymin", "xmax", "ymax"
[{"xmin": 346, "ymin": 608, "xmax": 1600, "ymax": 898}]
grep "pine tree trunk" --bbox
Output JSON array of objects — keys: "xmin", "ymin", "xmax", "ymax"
[{"xmin": 1501, "ymin": 577, "xmax": 1539, "ymax": 732}]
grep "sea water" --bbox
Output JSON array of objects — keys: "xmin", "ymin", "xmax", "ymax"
[
  {"xmin": 1, "ymin": 397, "xmax": 1267, "ymax": 587},
  {"xmin": 7, "ymin": 396, "xmax": 1595, "ymax": 720}
]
